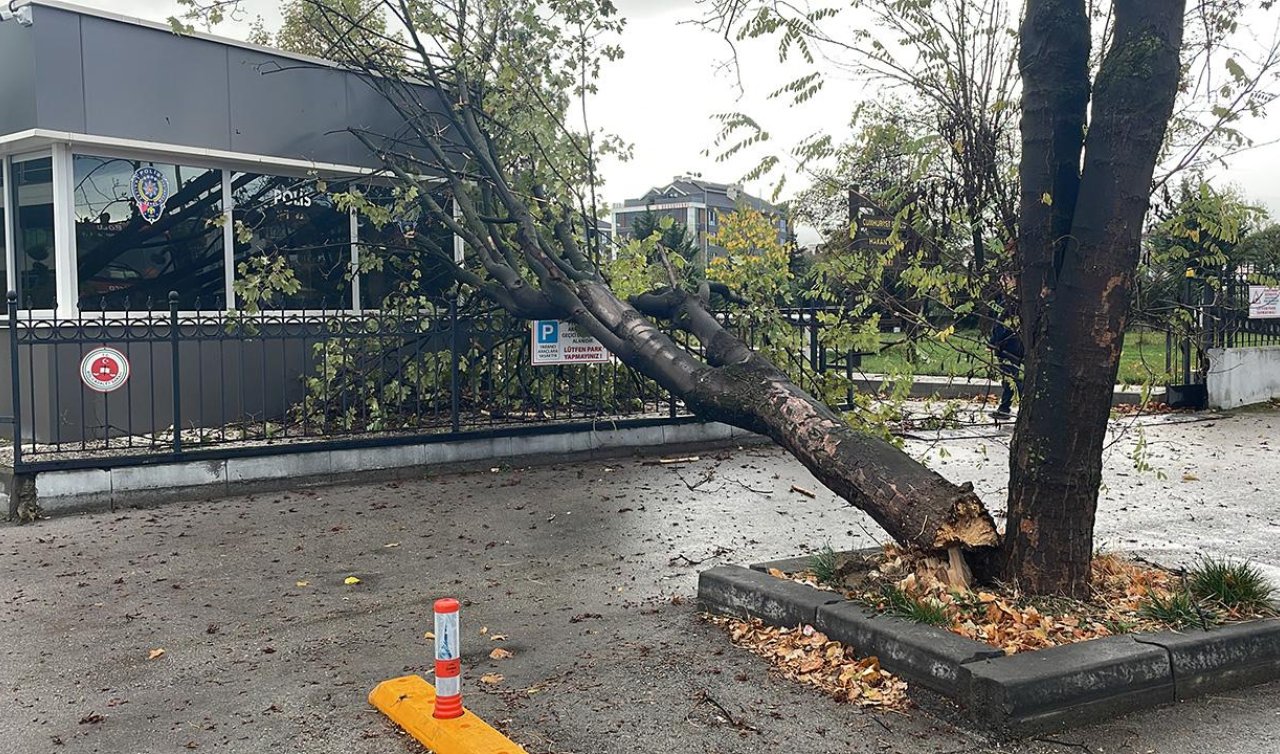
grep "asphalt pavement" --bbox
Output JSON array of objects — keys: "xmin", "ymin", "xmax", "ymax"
[{"xmin": 2, "ymin": 407, "xmax": 1279, "ymax": 754}]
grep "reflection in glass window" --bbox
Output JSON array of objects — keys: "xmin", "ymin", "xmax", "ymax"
[
  {"xmin": 355, "ymin": 185, "xmax": 456, "ymax": 309},
  {"xmin": 232, "ymin": 173, "xmax": 353, "ymax": 310},
  {"xmin": 13, "ymin": 157, "xmax": 55, "ymax": 310},
  {"xmin": 74, "ymin": 155, "xmax": 226, "ymax": 311}
]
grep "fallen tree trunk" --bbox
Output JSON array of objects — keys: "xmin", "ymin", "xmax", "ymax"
[
  {"xmin": 693, "ymin": 357, "xmax": 999, "ymax": 551},
  {"xmin": 622, "ymin": 286, "xmax": 1000, "ymax": 553}
]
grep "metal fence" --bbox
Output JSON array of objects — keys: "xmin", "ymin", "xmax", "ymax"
[
  {"xmin": 1207, "ymin": 272, "xmax": 1280, "ymax": 349},
  {"xmin": 3, "ymin": 294, "xmax": 863, "ymax": 473},
  {"xmin": 1165, "ymin": 270, "xmax": 1280, "ymax": 400}
]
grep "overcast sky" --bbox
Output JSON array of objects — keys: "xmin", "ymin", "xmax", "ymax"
[{"xmin": 84, "ymin": 0, "xmax": 1280, "ymax": 236}]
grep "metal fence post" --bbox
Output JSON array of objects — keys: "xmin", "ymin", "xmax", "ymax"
[
  {"xmin": 449, "ymin": 297, "xmax": 461, "ymax": 434},
  {"xmin": 8, "ymin": 291, "xmax": 22, "ymax": 468},
  {"xmin": 169, "ymin": 291, "xmax": 182, "ymax": 454},
  {"xmin": 808, "ymin": 309, "xmax": 819, "ymax": 374}
]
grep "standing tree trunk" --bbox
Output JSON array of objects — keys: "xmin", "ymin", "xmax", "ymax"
[{"xmin": 1004, "ymin": 0, "xmax": 1187, "ymax": 596}]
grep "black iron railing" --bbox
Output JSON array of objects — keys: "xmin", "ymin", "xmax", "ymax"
[
  {"xmin": 1166, "ymin": 270, "xmax": 1280, "ymax": 390},
  {"xmin": 3, "ymin": 293, "xmax": 864, "ymax": 473}
]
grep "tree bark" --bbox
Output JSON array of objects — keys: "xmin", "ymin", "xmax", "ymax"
[{"xmin": 1003, "ymin": 0, "xmax": 1187, "ymax": 596}]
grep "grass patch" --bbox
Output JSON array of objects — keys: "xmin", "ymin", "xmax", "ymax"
[
  {"xmin": 878, "ymin": 584, "xmax": 950, "ymax": 627},
  {"xmin": 857, "ymin": 328, "xmax": 1172, "ymax": 386},
  {"xmin": 809, "ymin": 545, "xmax": 839, "ymax": 585},
  {"xmin": 1188, "ymin": 557, "xmax": 1275, "ymax": 613},
  {"xmin": 1139, "ymin": 589, "xmax": 1218, "ymax": 629}
]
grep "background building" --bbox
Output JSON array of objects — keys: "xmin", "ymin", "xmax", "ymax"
[
  {"xmin": 0, "ymin": 0, "xmax": 456, "ymax": 445},
  {"xmin": 0, "ymin": 0, "xmax": 453, "ymax": 319},
  {"xmin": 610, "ymin": 176, "xmax": 790, "ymax": 258}
]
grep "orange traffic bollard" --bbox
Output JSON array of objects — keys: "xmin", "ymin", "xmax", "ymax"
[
  {"xmin": 433, "ymin": 597, "xmax": 463, "ymax": 719},
  {"xmin": 370, "ymin": 595, "xmax": 527, "ymax": 753}
]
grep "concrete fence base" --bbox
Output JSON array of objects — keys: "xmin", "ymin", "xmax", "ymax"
[
  {"xmin": 3, "ymin": 421, "xmax": 763, "ymax": 518},
  {"xmin": 1207, "ymin": 346, "xmax": 1280, "ymax": 409}
]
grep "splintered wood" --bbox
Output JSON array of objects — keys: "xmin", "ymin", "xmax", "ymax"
[{"xmin": 705, "ymin": 616, "xmax": 910, "ymax": 710}]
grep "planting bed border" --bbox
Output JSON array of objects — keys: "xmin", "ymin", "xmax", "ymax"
[{"xmin": 697, "ymin": 555, "xmax": 1280, "ymax": 734}]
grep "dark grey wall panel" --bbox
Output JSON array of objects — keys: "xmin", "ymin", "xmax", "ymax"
[
  {"xmin": 0, "ymin": 17, "xmax": 38, "ymax": 135},
  {"xmin": 30, "ymin": 6, "xmax": 86, "ymax": 132},
  {"xmin": 5, "ymin": 4, "xmax": 445, "ymax": 170},
  {"xmin": 228, "ymin": 49, "xmax": 353, "ymax": 165},
  {"xmin": 343, "ymin": 78, "xmax": 457, "ymax": 169},
  {"xmin": 79, "ymin": 15, "xmax": 232, "ymax": 150}
]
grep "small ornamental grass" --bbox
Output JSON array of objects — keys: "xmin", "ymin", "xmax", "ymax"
[
  {"xmin": 879, "ymin": 584, "xmax": 951, "ymax": 627},
  {"xmin": 1138, "ymin": 589, "xmax": 1217, "ymax": 629},
  {"xmin": 1188, "ymin": 556, "xmax": 1276, "ymax": 614},
  {"xmin": 809, "ymin": 545, "xmax": 840, "ymax": 585}
]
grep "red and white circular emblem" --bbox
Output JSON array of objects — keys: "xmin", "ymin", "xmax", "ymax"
[{"xmin": 80, "ymin": 347, "xmax": 130, "ymax": 393}]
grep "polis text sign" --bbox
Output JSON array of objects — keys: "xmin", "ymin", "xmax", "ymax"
[
  {"xmin": 1249, "ymin": 286, "xmax": 1280, "ymax": 319},
  {"xmin": 531, "ymin": 320, "xmax": 610, "ymax": 366}
]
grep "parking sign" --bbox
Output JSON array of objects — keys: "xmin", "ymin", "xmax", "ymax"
[{"xmin": 530, "ymin": 320, "xmax": 610, "ymax": 365}]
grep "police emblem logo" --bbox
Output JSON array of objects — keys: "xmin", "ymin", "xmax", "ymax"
[
  {"xmin": 395, "ymin": 219, "xmax": 417, "ymax": 240},
  {"xmin": 130, "ymin": 166, "xmax": 171, "ymax": 225}
]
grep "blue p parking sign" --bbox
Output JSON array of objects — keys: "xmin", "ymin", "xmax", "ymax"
[
  {"xmin": 531, "ymin": 319, "xmax": 609, "ymax": 366},
  {"xmin": 537, "ymin": 320, "xmax": 559, "ymax": 345}
]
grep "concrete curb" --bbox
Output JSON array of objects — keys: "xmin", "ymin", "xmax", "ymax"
[
  {"xmin": 3, "ymin": 420, "xmax": 769, "ymax": 518},
  {"xmin": 815, "ymin": 601, "xmax": 1004, "ymax": 696},
  {"xmin": 698, "ymin": 557, "xmax": 1280, "ymax": 734},
  {"xmin": 697, "ymin": 566, "xmax": 842, "ymax": 627},
  {"xmin": 1135, "ymin": 620, "xmax": 1280, "ymax": 700},
  {"xmin": 852, "ymin": 374, "xmax": 1162, "ymax": 406},
  {"xmin": 748, "ymin": 555, "xmax": 819, "ymax": 575},
  {"xmin": 963, "ymin": 636, "xmax": 1174, "ymax": 734}
]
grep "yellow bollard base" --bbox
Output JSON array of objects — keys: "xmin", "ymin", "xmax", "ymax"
[{"xmin": 368, "ymin": 675, "xmax": 527, "ymax": 754}]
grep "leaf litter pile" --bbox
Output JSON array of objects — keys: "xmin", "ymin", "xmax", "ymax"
[
  {"xmin": 704, "ymin": 616, "xmax": 911, "ymax": 711},
  {"xmin": 773, "ymin": 546, "xmax": 1270, "ymax": 655}
]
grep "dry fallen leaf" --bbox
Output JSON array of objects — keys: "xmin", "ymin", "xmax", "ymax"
[
  {"xmin": 1182, "ymin": 473, "xmax": 1199, "ymax": 482},
  {"xmin": 706, "ymin": 616, "xmax": 909, "ymax": 710},
  {"xmin": 423, "ymin": 631, "xmax": 435, "ymax": 640},
  {"xmin": 480, "ymin": 673, "xmax": 504, "ymax": 685},
  {"xmin": 147, "ymin": 648, "xmax": 166, "ymax": 660},
  {"xmin": 489, "ymin": 634, "xmax": 508, "ymax": 642},
  {"xmin": 344, "ymin": 576, "xmax": 361, "ymax": 585},
  {"xmin": 772, "ymin": 546, "xmax": 1190, "ymax": 656},
  {"xmin": 489, "ymin": 648, "xmax": 513, "ymax": 660},
  {"xmin": 295, "ymin": 580, "xmax": 309, "ymax": 588},
  {"xmin": 478, "ymin": 626, "xmax": 489, "ymax": 635}
]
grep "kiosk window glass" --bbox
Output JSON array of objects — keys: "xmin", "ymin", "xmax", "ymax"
[
  {"xmin": 232, "ymin": 173, "xmax": 353, "ymax": 310},
  {"xmin": 13, "ymin": 157, "xmax": 55, "ymax": 310},
  {"xmin": 74, "ymin": 155, "xmax": 226, "ymax": 311}
]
